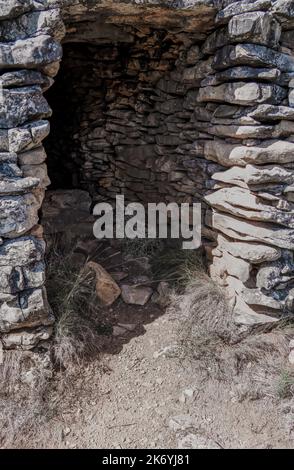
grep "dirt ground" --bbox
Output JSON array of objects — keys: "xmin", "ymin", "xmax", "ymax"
[{"xmin": 2, "ymin": 300, "xmax": 294, "ymax": 450}]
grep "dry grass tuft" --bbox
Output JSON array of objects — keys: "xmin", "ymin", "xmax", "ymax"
[
  {"xmin": 0, "ymin": 350, "xmax": 54, "ymax": 448},
  {"xmin": 46, "ymin": 241, "xmax": 110, "ymax": 367},
  {"xmin": 164, "ymin": 248, "xmax": 294, "ymax": 400}
]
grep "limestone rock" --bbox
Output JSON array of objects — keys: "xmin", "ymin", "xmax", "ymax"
[
  {"xmin": 201, "ymin": 67, "xmax": 281, "ymax": 87},
  {"xmin": 227, "ymin": 276, "xmax": 282, "ymax": 310},
  {"xmin": 0, "ymin": 176, "xmax": 40, "ymax": 195},
  {"xmin": 121, "ymin": 284, "xmax": 153, "ymax": 305},
  {"xmin": 0, "ymin": 85, "xmax": 51, "ymax": 128},
  {"xmin": 204, "ymin": 11, "xmax": 280, "ymax": 54},
  {"xmin": 0, "ymin": 9, "xmax": 65, "ymax": 42},
  {"xmin": 18, "ymin": 146, "xmax": 47, "ymax": 165},
  {"xmin": 273, "ymin": 0, "xmax": 294, "ymax": 29},
  {"xmin": 198, "ymin": 82, "xmax": 286, "ymax": 106},
  {"xmin": 0, "ymin": 260, "xmax": 45, "ymax": 294},
  {"xmin": 213, "ymin": 44, "xmax": 294, "ymax": 72},
  {"xmin": 0, "ymin": 191, "xmax": 43, "ymax": 238},
  {"xmin": 20, "ymin": 162, "xmax": 50, "ymax": 188},
  {"xmin": 216, "ymin": 0, "xmax": 271, "ymax": 25},
  {"xmin": 212, "ymin": 164, "xmax": 294, "ymax": 188},
  {"xmin": 212, "ymin": 250, "xmax": 251, "ymax": 282},
  {"xmin": 203, "ymin": 140, "xmax": 294, "ymax": 167},
  {"xmin": 0, "ymin": 69, "xmax": 52, "ymax": 89},
  {"xmin": 0, "ymin": 35, "xmax": 62, "ymax": 73},
  {"xmin": 228, "ymin": 12, "xmax": 281, "ymax": 48},
  {"xmin": 86, "ymin": 261, "xmax": 121, "ymax": 306},
  {"xmin": 250, "ymin": 104, "xmax": 294, "ymax": 121},
  {"xmin": 234, "ymin": 296, "xmax": 279, "ymax": 326},
  {"xmin": 1, "ymin": 326, "xmax": 53, "ymax": 350},
  {"xmin": 0, "ymin": 0, "xmax": 33, "ymax": 21},
  {"xmin": 0, "ymin": 287, "xmax": 53, "ymax": 333},
  {"xmin": 212, "ymin": 212, "xmax": 294, "ymax": 250},
  {"xmin": 205, "ymin": 187, "xmax": 294, "ymax": 228},
  {"xmin": 0, "ymin": 153, "xmax": 21, "ymax": 179},
  {"xmin": 0, "ymin": 120, "xmax": 50, "ymax": 153},
  {"xmin": 256, "ymin": 251, "xmax": 294, "ymax": 290},
  {"xmin": 216, "ymin": 234, "xmax": 281, "ymax": 263},
  {"xmin": 0, "ymin": 236, "xmax": 44, "ymax": 267}
]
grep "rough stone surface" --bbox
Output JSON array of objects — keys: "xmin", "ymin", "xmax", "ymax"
[
  {"xmin": 86, "ymin": 261, "xmax": 121, "ymax": 307},
  {"xmin": 121, "ymin": 284, "xmax": 153, "ymax": 306}
]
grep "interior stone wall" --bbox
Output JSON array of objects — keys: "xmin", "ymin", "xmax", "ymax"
[
  {"xmin": 1, "ymin": 0, "xmax": 294, "ymax": 351},
  {"xmin": 44, "ymin": 34, "xmax": 213, "ymax": 207}
]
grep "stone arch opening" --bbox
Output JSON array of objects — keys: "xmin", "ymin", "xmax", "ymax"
[
  {"xmin": 1, "ymin": 1, "xmax": 294, "ymax": 352},
  {"xmin": 43, "ymin": 29, "xmax": 209, "ymax": 208}
]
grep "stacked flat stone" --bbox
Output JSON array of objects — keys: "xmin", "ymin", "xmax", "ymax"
[
  {"xmin": 198, "ymin": 1, "xmax": 294, "ymax": 325},
  {"xmin": 0, "ymin": 0, "xmax": 65, "ymax": 349}
]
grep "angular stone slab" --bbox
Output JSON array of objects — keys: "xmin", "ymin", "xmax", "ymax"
[
  {"xmin": 206, "ymin": 187, "xmax": 294, "ymax": 228},
  {"xmin": 213, "ymin": 44, "xmax": 294, "ymax": 72},
  {"xmin": 85, "ymin": 261, "xmax": 121, "ymax": 307},
  {"xmin": 0, "ymin": 152, "xmax": 22, "ymax": 178},
  {"xmin": 205, "ymin": 11, "xmax": 281, "ymax": 53},
  {"xmin": 227, "ymin": 276, "xmax": 282, "ymax": 310},
  {"xmin": 0, "ymin": 236, "xmax": 44, "ymax": 267},
  {"xmin": 0, "ymin": 260, "xmax": 45, "ymax": 294},
  {"xmin": 0, "ymin": 287, "xmax": 53, "ymax": 333},
  {"xmin": 212, "ymin": 250, "xmax": 251, "ymax": 282},
  {"xmin": 234, "ymin": 296, "xmax": 279, "ymax": 326},
  {"xmin": 0, "ymin": 9, "xmax": 65, "ymax": 42},
  {"xmin": 273, "ymin": 0, "xmax": 294, "ymax": 29},
  {"xmin": 0, "ymin": 0, "xmax": 33, "ymax": 21},
  {"xmin": 0, "ymin": 176, "xmax": 40, "ymax": 194},
  {"xmin": 121, "ymin": 284, "xmax": 153, "ymax": 305},
  {"xmin": 0, "ymin": 69, "xmax": 52, "ymax": 89},
  {"xmin": 216, "ymin": 233, "xmax": 281, "ymax": 264},
  {"xmin": 0, "ymin": 85, "xmax": 51, "ymax": 128},
  {"xmin": 216, "ymin": 0, "xmax": 271, "ymax": 25},
  {"xmin": 203, "ymin": 140, "xmax": 294, "ymax": 167},
  {"xmin": 0, "ymin": 35, "xmax": 62, "ymax": 74},
  {"xmin": 201, "ymin": 67, "xmax": 281, "ymax": 87},
  {"xmin": 250, "ymin": 104, "xmax": 294, "ymax": 122},
  {"xmin": 198, "ymin": 82, "xmax": 286, "ymax": 106},
  {"xmin": 1, "ymin": 325, "xmax": 53, "ymax": 350},
  {"xmin": 228, "ymin": 12, "xmax": 281, "ymax": 48},
  {"xmin": 20, "ymin": 162, "xmax": 50, "ymax": 188},
  {"xmin": 0, "ymin": 120, "xmax": 50, "ymax": 153},
  {"xmin": 0, "ymin": 191, "xmax": 43, "ymax": 238},
  {"xmin": 195, "ymin": 121, "xmax": 293, "ymax": 140},
  {"xmin": 256, "ymin": 250, "xmax": 294, "ymax": 290},
  {"xmin": 212, "ymin": 212, "xmax": 294, "ymax": 250},
  {"xmin": 212, "ymin": 164, "xmax": 294, "ymax": 188},
  {"xmin": 18, "ymin": 146, "xmax": 47, "ymax": 165}
]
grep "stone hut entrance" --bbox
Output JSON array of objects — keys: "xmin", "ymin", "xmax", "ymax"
[{"xmin": 1, "ymin": 1, "xmax": 294, "ymax": 351}]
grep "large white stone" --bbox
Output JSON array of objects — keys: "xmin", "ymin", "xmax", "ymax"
[
  {"xmin": 212, "ymin": 164, "xmax": 294, "ymax": 188},
  {"xmin": 198, "ymin": 82, "xmax": 286, "ymax": 106},
  {"xmin": 203, "ymin": 140, "xmax": 294, "ymax": 167},
  {"xmin": 212, "ymin": 212, "xmax": 294, "ymax": 250},
  {"xmin": 233, "ymin": 296, "xmax": 279, "ymax": 326},
  {"xmin": 205, "ymin": 187, "xmax": 294, "ymax": 228},
  {"xmin": 216, "ymin": 234, "xmax": 281, "ymax": 264}
]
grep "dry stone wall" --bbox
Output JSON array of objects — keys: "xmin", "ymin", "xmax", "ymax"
[{"xmin": 0, "ymin": 0, "xmax": 294, "ymax": 350}]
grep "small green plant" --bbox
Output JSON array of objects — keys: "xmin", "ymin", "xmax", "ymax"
[
  {"xmin": 121, "ymin": 237, "xmax": 165, "ymax": 258},
  {"xmin": 151, "ymin": 244, "xmax": 205, "ymax": 287},
  {"xmin": 276, "ymin": 370, "xmax": 294, "ymax": 399}
]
